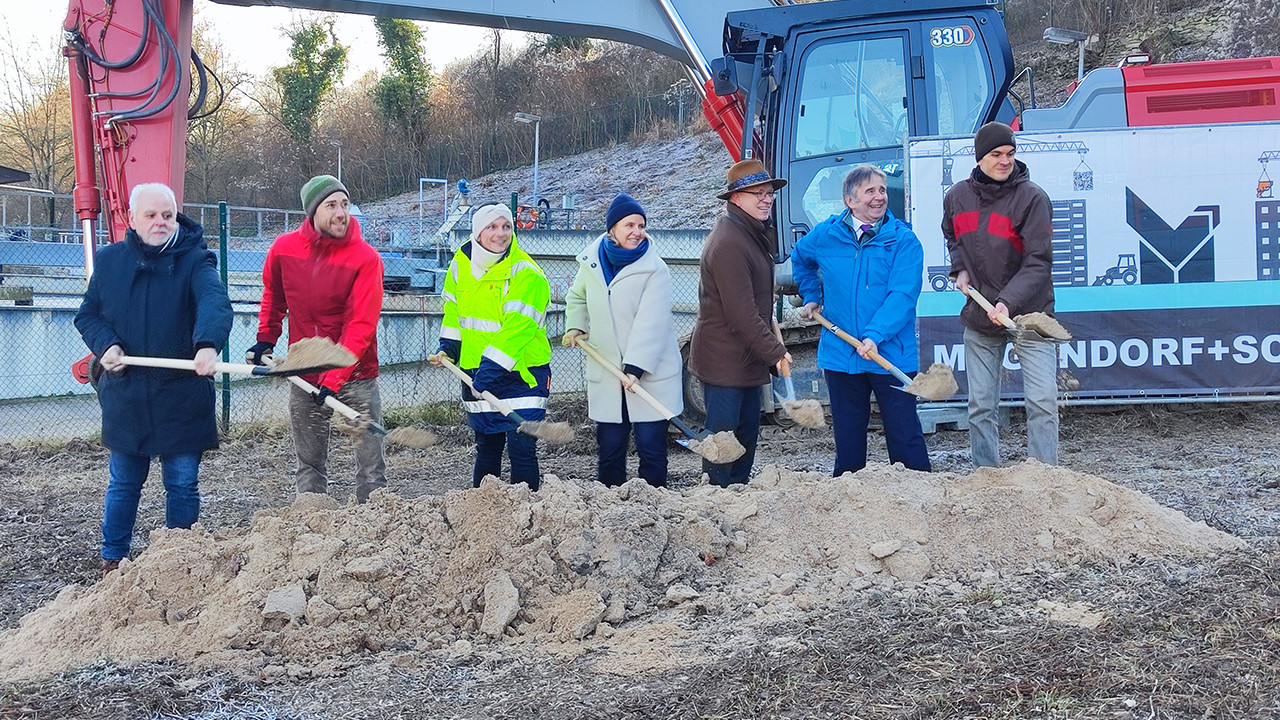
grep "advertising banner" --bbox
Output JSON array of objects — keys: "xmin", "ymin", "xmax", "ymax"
[{"xmin": 908, "ymin": 123, "xmax": 1280, "ymax": 400}]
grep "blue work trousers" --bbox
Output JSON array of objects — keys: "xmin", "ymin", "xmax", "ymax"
[
  {"xmin": 825, "ymin": 369, "xmax": 931, "ymax": 476},
  {"xmin": 474, "ymin": 429, "xmax": 540, "ymax": 490},
  {"xmin": 102, "ymin": 451, "xmax": 201, "ymax": 562},
  {"xmin": 701, "ymin": 382, "xmax": 762, "ymax": 487},
  {"xmin": 596, "ymin": 399, "xmax": 669, "ymax": 487}
]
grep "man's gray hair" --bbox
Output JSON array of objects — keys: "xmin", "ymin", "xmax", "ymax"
[
  {"xmin": 842, "ymin": 164, "xmax": 887, "ymax": 199},
  {"xmin": 129, "ymin": 182, "xmax": 177, "ymax": 213}
]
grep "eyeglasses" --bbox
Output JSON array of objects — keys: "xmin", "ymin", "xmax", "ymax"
[{"xmin": 741, "ymin": 189, "xmax": 776, "ymax": 201}]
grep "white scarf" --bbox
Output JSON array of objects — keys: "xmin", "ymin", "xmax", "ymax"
[{"xmin": 470, "ymin": 242, "xmax": 504, "ymax": 279}]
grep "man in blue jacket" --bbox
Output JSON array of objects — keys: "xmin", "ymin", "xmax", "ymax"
[
  {"xmin": 75, "ymin": 183, "xmax": 233, "ymax": 578},
  {"xmin": 793, "ymin": 165, "xmax": 931, "ymax": 475}
]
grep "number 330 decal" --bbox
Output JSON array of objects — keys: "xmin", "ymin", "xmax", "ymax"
[{"xmin": 930, "ymin": 26, "xmax": 975, "ymax": 47}]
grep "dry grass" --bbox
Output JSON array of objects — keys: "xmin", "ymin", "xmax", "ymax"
[{"xmin": 1, "ymin": 402, "xmax": 1278, "ymax": 718}]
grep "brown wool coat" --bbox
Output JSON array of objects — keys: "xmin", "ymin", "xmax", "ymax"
[{"xmin": 688, "ymin": 203, "xmax": 787, "ymax": 387}]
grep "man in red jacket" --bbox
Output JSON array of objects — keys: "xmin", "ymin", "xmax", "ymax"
[{"xmin": 247, "ymin": 175, "xmax": 386, "ymax": 502}]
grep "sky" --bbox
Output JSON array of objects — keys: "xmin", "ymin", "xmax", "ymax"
[{"xmin": 1, "ymin": 1, "xmax": 520, "ymax": 82}]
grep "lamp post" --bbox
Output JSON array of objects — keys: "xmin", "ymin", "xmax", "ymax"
[
  {"xmin": 326, "ymin": 138, "xmax": 343, "ymax": 182},
  {"xmin": 418, "ymin": 176, "xmax": 447, "ymax": 260},
  {"xmin": 1044, "ymin": 27, "xmax": 1089, "ymax": 81},
  {"xmin": 514, "ymin": 112, "xmax": 541, "ymax": 205}
]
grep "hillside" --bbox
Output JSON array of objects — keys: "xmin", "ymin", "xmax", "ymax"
[
  {"xmin": 359, "ymin": 129, "xmax": 732, "ymax": 231},
  {"xmin": 361, "ymin": 0, "xmax": 1258, "ymax": 232}
]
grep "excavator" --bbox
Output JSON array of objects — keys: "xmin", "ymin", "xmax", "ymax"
[
  {"xmin": 62, "ymin": 0, "xmax": 1280, "ymax": 403},
  {"xmin": 61, "ymin": 0, "xmax": 1019, "ymax": 266}
]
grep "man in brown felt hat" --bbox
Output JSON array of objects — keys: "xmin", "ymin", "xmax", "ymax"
[{"xmin": 688, "ymin": 159, "xmax": 792, "ymax": 487}]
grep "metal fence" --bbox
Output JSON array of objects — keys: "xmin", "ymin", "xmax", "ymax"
[{"xmin": 0, "ymin": 191, "xmax": 709, "ymax": 444}]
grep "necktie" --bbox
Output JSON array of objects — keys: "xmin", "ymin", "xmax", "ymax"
[{"xmin": 860, "ymin": 223, "xmax": 876, "ymax": 240}]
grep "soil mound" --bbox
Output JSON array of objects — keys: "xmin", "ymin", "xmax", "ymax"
[{"xmin": 0, "ymin": 462, "xmax": 1243, "ymax": 681}]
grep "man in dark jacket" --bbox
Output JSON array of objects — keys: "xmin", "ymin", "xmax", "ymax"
[
  {"xmin": 688, "ymin": 159, "xmax": 790, "ymax": 486},
  {"xmin": 75, "ymin": 183, "xmax": 233, "ymax": 578},
  {"xmin": 943, "ymin": 122, "xmax": 1058, "ymax": 467},
  {"xmin": 246, "ymin": 175, "xmax": 386, "ymax": 503}
]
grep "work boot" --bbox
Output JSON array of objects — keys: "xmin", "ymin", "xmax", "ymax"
[{"xmin": 101, "ymin": 559, "xmax": 120, "ymax": 579}]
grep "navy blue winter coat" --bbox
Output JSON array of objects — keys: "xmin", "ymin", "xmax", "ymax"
[{"xmin": 75, "ymin": 214, "xmax": 233, "ymax": 456}]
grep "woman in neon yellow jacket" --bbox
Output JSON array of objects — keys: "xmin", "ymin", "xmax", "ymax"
[{"xmin": 430, "ymin": 204, "xmax": 552, "ymax": 490}]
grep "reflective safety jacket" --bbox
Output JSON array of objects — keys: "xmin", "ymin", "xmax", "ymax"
[{"xmin": 440, "ymin": 238, "xmax": 552, "ymax": 430}]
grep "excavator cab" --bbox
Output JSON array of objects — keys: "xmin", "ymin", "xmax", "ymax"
[{"xmin": 719, "ymin": 0, "xmax": 1014, "ymax": 275}]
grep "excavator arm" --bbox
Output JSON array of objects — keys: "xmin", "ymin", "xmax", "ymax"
[
  {"xmin": 64, "ymin": 0, "xmax": 777, "ymax": 267},
  {"xmin": 64, "ymin": 0, "xmax": 193, "ymax": 262}
]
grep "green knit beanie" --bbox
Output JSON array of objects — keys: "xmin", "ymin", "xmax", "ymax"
[{"xmin": 300, "ymin": 175, "xmax": 348, "ymax": 219}]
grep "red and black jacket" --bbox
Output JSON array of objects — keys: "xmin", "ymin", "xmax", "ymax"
[{"xmin": 942, "ymin": 160, "xmax": 1055, "ymax": 335}]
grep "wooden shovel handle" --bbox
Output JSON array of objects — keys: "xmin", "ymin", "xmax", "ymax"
[
  {"xmin": 810, "ymin": 310, "xmax": 914, "ymax": 386},
  {"xmin": 260, "ymin": 357, "xmax": 377, "ymax": 430},
  {"xmin": 435, "ymin": 354, "xmax": 527, "ymax": 423},
  {"xmin": 120, "ymin": 355, "xmax": 268, "ymax": 376},
  {"xmin": 573, "ymin": 339, "xmax": 706, "ymax": 441},
  {"xmin": 770, "ymin": 321, "xmax": 791, "ymax": 378},
  {"xmin": 963, "ymin": 286, "xmax": 1018, "ymax": 330},
  {"xmin": 574, "ymin": 339, "xmax": 678, "ymax": 420}
]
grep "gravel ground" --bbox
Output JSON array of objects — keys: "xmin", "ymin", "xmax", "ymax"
[{"xmin": 1, "ymin": 400, "xmax": 1278, "ymax": 719}]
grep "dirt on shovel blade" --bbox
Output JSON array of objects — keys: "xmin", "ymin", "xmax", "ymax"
[
  {"xmin": 781, "ymin": 399, "xmax": 826, "ymax": 428},
  {"xmin": 1013, "ymin": 312, "xmax": 1072, "ymax": 340},
  {"xmin": 689, "ymin": 430, "xmax": 746, "ymax": 464},
  {"xmin": 385, "ymin": 426, "xmax": 438, "ymax": 448},
  {"xmin": 273, "ymin": 337, "xmax": 358, "ymax": 373},
  {"xmin": 905, "ymin": 363, "xmax": 959, "ymax": 401},
  {"xmin": 330, "ymin": 414, "xmax": 371, "ymax": 437},
  {"xmin": 520, "ymin": 420, "xmax": 575, "ymax": 443}
]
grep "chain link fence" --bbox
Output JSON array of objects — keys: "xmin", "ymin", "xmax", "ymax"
[{"xmin": 0, "ymin": 186, "xmax": 708, "ymax": 444}]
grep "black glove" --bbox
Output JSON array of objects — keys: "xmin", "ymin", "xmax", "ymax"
[
  {"xmin": 436, "ymin": 338, "xmax": 461, "ymax": 364},
  {"xmin": 312, "ymin": 386, "xmax": 336, "ymax": 406},
  {"xmin": 246, "ymin": 341, "xmax": 275, "ymax": 366}
]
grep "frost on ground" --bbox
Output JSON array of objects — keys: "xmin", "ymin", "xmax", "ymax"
[{"xmin": 0, "ymin": 461, "xmax": 1242, "ymax": 683}]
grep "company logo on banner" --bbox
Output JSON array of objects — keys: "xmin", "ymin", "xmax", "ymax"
[{"xmin": 908, "ymin": 123, "xmax": 1280, "ymax": 400}]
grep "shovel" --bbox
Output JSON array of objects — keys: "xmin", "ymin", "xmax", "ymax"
[
  {"xmin": 266, "ymin": 357, "xmax": 437, "ymax": 449},
  {"xmin": 118, "ymin": 356, "xmax": 337, "ymax": 377},
  {"xmin": 572, "ymin": 338, "xmax": 745, "ymax": 464},
  {"xmin": 119, "ymin": 336, "xmax": 358, "ymax": 377},
  {"xmin": 810, "ymin": 309, "xmax": 958, "ymax": 401},
  {"xmin": 962, "ymin": 286, "xmax": 1071, "ymax": 342},
  {"xmin": 768, "ymin": 322, "xmax": 826, "ymax": 428},
  {"xmin": 435, "ymin": 355, "xmax": 574, "ymax": 443}
]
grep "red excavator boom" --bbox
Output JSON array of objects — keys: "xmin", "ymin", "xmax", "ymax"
[{"xmin": 63, "ymin": 0, "xmax": 193, "ymax": 257}]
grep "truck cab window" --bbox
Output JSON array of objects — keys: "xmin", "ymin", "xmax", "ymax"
[
  {"xmin": 926, "ymin": 23, "xmax": 992, "ymax": 135},
  {"xmin": 794, "ymin": 36, "xmax": 908, "ymax": 159}
]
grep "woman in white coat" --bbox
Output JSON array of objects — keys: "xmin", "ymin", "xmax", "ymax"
[{"xmin": 563, "ymin": 193, "xmax": 683, "ymax": 487}]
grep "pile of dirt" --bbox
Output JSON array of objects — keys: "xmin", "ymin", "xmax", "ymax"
[{"xmin": 0, "ymin": 462, "xmax": 1243, "ymax": 682}]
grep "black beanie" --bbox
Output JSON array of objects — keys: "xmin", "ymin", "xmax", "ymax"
[{"xmin": 974, "ymin": 122, "xmax": 1016, "ymax": 159}]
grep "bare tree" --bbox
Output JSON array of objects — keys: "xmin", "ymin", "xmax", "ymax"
[
  {"xmin": 0, "ymin": 30, "xmax": 73, "ymax": 192},
  {"xmin": 185, "ymin": 23, "xmax": 256, "ymax": 204}
]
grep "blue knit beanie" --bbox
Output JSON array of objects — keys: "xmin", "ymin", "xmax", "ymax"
[{"xmin": 605, "ymin": 193, "xmax": 646, "ymax": 232}]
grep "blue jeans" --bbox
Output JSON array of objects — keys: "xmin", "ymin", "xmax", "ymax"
[
  {"xmin": 474, "ymin": 429, "xmax": 540, "ymax": 490},
  {"xmin": 596, "ymin": 400, "xmax": 669, "ymax": 487},
  {"xmin": 102, "ymin": 451, "xmax": 201, "ymax": 562},
  {"xmin": 825, "ymin": 369, "xmax": 931, "ymax": 476},
  {"xmin": 964, "ymin": 327, "xmax": 1059, "ymax": 467},
  {"xmin": 701, "ymin": 382, "xmax": 762, "ymax": 487}
]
